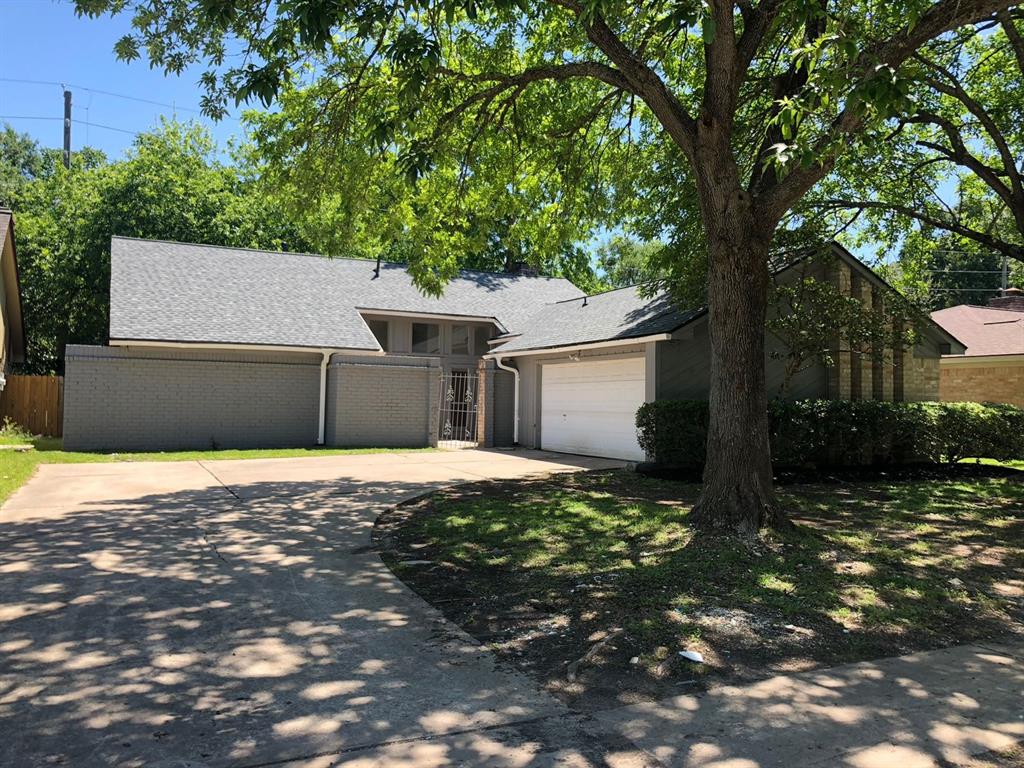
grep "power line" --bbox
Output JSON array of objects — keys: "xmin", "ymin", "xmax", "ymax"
[
  {"xmin": 926, "ymin": 269, "xmax": 1004, "ymax": 274},
  {"xmin": 0, "ymin": 114, "xmax": 142, "ymax": 136},
  {"xmin": 0, "ymin": 77, "xmax": 207, "ymax": 116},
  {"xmin": 73, "ymin": 119, "xmax": 139, "ymax": 136}
]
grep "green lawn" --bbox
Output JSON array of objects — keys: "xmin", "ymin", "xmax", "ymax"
[
  {"xmin": 378, "ymin": 467, "xmax": 1024, "ymax": 706},
  {"xmin": 0, "ymin": 433, "xmax": 434, "ymax": 504}
]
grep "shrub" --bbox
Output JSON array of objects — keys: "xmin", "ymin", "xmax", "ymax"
[
  {"xmin": 0, "ymin": 417, "xmax": 32, "ymax": 441},
  {"xmin": 636, "ymin": 399, "xmax": 1024, "ymax": 468},
  {"xmin": 635, "ymin": 400, "xmax": 708, "ymax": 467}
]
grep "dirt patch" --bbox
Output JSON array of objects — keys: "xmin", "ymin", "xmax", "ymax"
[{"xmin": 374, "ymin": 469, "xmax": 1024, "ymax": 711}]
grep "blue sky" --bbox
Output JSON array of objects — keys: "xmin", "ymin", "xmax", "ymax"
[{"xmin": 0, "ymin": 0, "xmax": 244, "ymax": 159}]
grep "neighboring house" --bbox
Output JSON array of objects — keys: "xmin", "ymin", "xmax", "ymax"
[
  {"xmin": 0, "ymin": 209, "xmax": 27, "ymax": 388},
  {"xmin": 63, "ymin": 238, "xmax": 961, "ymax": 458},
  {"xmin": 931, "ymin": 289, "xmax": 1024, "ymax": 408}
]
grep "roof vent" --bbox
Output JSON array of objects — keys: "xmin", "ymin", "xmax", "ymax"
[{"xmin": 989, "ymin": 287, "xmax": 1024, "ymax": 311}]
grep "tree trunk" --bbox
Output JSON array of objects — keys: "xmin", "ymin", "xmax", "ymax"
[{"xmin": 689, "ymin": 206, "xmax": 787, "ymax": 536}]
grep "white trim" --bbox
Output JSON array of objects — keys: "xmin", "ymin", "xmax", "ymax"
[
  {"xmin": 484, "ymin": 333, "xmax": 672, "ymax": 359},
  {"xmin": 317, "ymin": 351, "xmax": 330, "ymax": 445},
  {"xmin": 494, "ymin": 355, "xmax": 520, "ymax": 444},
  {"xmin": 109, "ymin": 339, "xmax": 384, "ymax": 356},
  {"xmin": 940, "ymin": 353, "xmax": 1024, "ymax": 367},
  {"xmin": 357, "ymin": 308, "xmax": 508, "ymax": 333}
]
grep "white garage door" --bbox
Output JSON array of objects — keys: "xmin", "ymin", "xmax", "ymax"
[{"xmin": 540, "ymin": 357, "xmax": 647, "ymax": 461}]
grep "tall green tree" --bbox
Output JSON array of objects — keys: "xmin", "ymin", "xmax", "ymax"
[
  {"xmin": 811, "ymin": 10, "xmax": 1024, "ymax": 287},
  {"xmin": 76, "ymin": 0, "xmax": 1013, "ymax": 534},
  {"xmin": 5, "ymin": 121, "xmax": 307, "ymax": 372},
  {"xmin": 595, "ymin": 236, "xmax": 662, "ymax": 288}
]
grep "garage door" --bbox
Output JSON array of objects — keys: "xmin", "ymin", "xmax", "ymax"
[{"xmin": 540, "ymin": 357, "xmax": 647, "ymax": 461}]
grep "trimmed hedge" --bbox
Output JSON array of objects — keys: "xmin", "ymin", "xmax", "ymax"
[{"xmin": 636, "ymin": 399, "xmax": 1024, "ymax": 468}]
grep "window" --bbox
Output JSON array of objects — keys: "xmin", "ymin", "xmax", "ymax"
[
  {"xmin": 412, "ymin": 322, "xmax": 441, "ymax": 354},
  {"xmin": 474, "ymin": 326, "xmax": 492, "ymax": 356},
  {"xmin": 367, "ymin": 319, "xmax": 389, "ymax": 351},
  {"xmin": 451, "ymin": 324, "xmax": 470, "ymax": 356}
]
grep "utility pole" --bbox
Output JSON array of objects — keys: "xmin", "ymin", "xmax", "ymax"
[
  {"xmin": 63, "ymin": 89, "xmax": 72, "ymax": 169},
  {"xmin": 1003, "ymin": 252, "xmax": 1009, "ymax": 293}
]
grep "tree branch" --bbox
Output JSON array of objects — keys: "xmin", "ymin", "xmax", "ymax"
[
  {"xmin": 997, "ymin": 8, "xmax": 1024, "ymax": 74},
  {"xmin": 703, "ymin": 0, "xmax": 739, "ymax": 130},
  {"xmin": 916, "ymin": 53, "xmax": 1024, "ymax": 207},
  {"xmin": 432, "ymin": 61, "xmax": 632, "ymax": 138},
  {"xmin": 812, "ymin": 198, "xmax": 1024, "ymax": 261},
  {"xmin": 735, "ymin": 0, "xmax": 782, "ymax": 79},
  {"xmin": 549, "ymin": 0, "xmax": 698, "ymax": 161},
  {"xmin": 748, "ymin": 0, "xmax": 827, "ymax": 196},
  {"xmin": 758, "ymin": 0, "xmax": 1018, "ymax": 221},
  {"xmin": 907, "ymin": 111, "xmax": 1017, "ymax": 210}
]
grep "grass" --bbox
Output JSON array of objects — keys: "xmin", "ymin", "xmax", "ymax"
[
  {"xmin": 0, "ymin": 428, "xmax": 434, "ymax": 504},
  {"xmin": 378, "ymin": 467, "xmax": 1024, "ymax": 707}
]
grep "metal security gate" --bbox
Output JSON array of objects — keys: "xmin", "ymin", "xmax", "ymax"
[{"xmin": 438, "ymin": 370, "xmax": 479, "ymax": 449}]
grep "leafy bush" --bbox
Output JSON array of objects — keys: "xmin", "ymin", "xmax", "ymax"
[
  {"xmin": 636, "ymin": 399, "xmax": 1024, "ymax": 468},
  {"xmin": 635, "ymin": 400, "xmax": 709, "ymax": 467}
]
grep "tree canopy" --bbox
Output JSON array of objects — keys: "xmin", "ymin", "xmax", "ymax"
[
  {"xmin": 73, "ymin": 0, "xmax": 1015, "ymax": 533},
  {"xmin": 810, "ymin": 10, "xmax": 1024, "ymax": 304},
  {"xmin": 3, "ymin": 121, "xmax": 307, "ymax": 372}
]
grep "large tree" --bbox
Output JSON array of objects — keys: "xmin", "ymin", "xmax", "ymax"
[
  {"xmin": 76, "ymin": 0, "xmax": 1015, "ymax": 535},
  {"xmin": 812, "ymin": 10, "xmax": 1024, "ymax": 280}
]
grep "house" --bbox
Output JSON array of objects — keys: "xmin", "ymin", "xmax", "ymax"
[
  {"xmin": 931, "ymin": 289, "xmax": 1024, "ymax": 408},
  {"xmin": 482, "ymin": 244, "xmax": 963, "ymax": 460},
  {"xmin": 0, "ymin": 209, "xmax": 27, "ymax": 388},
  {"xmin": 62, "ymin": 238, "xmax": 961, "ymax": 458}
]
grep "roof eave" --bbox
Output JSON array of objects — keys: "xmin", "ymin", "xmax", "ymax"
[
  {"xmin": 485, "ymin": 332, "xmax": 674, "ymax": 358},
  {"xmin": 109, "ymin": 338, "xmax": 385, "ymax": 355}
]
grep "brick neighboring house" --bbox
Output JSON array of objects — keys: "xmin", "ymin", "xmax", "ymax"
[
  {"xmin": 931, "ymin": 288, "xmax": 1024, "ymax": 408},
  {"xmin": 63, "ymin": 237, "xmax": 961, "ymax": 458}
]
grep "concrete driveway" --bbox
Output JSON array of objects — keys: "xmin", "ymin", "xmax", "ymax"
[
  {"xmin": 0, "ymin": 449, "xmax": 639, "ymax": 768},
  {"xmin": 4, "ymin": 449, "xmax": 1022, "ymax": 768}
]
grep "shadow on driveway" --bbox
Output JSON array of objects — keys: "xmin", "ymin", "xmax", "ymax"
[{"xmin": 0, "ymin": 454, "xmax": 637, "ymax": 768}]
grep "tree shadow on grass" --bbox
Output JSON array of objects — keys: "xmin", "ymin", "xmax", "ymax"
[{"xmin": 378, "ymin": 470, "xmax": 1024, "ymax": 713}]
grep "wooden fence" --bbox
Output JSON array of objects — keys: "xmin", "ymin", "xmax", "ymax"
[{"xmin": 0, "ymin": 374, "xmax": 64, "ymax": 437}]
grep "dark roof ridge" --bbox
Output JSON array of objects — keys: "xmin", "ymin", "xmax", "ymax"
[
  {"xmin": 953, "ymin": 303, "xmax": 1024, "ymax": 314},
  {"xmin": 110, "ymin": 235, "xmax": 574, "ymax": 284}
]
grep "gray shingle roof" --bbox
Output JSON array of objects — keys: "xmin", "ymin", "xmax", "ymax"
[
  {"xmin": 109, "ymin": 237, "xmax": 585, "ymax": 350},
  {"xmin": 490, "ymin": 286, "xmax": 702, "ymax": 353}
]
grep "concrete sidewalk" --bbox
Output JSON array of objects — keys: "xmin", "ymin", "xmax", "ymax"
[
  {"xmin": 278, "ymin": 641, "xmax": 1024, "ymax": 767},
  {"xmin": 590, "ymin": 641, "xmax": 1024, "ymax": 768}
]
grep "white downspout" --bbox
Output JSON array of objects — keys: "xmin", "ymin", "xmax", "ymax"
[
  {"xmin": 494, "ymin": 355, "xmax": 520, "ymax": 445},
  {"xmin": 317, "ymin": 350, "xmax": 330, "ymax": 445}
]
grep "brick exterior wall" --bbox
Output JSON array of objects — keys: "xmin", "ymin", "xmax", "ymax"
[
  {"xmin": 940, "ymin": 359, "xmax": 1024, "ymax": 408},
  {"xmin": 63, "ymin": 344, "xmax": 321, "ymax": 451},
  {"xmin": 824, "ymin": 260, "xmax": 939, "ymax": 402},
  {"xmin": 988, "ymin": 290, "xmax": 1024, "ymax": 311},
  {"xmin": 903, "ymin": 348, "xmax": 941, "ymax": 402},
  {"xmin": 324, "ymin": 353, "xmax": 440, "ymax": 447}
]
